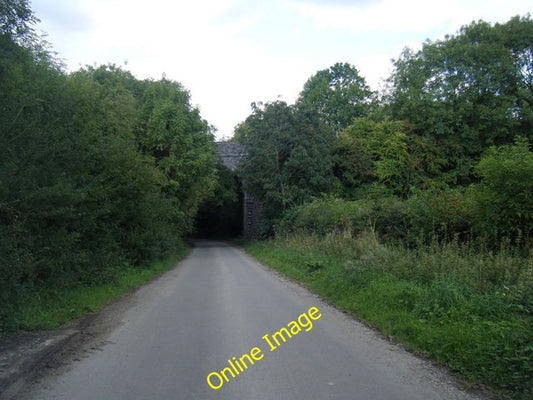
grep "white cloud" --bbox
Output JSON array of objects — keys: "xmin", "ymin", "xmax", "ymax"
[
  {"xmin": 291, "ymin": 0, "xmax": 531, "ymax": 35},
  {"xmin": 32, "ymin": 0, "xmax": 532, "ymax": 139},
  {"xmin": 291, "ymin": 0, "xmax": 445, "ymax": 32}
]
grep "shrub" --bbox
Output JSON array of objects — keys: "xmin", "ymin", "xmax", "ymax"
[
  {"xmin": 277, "ymin": 197, "xmax": 373, "ymax": 236},
  {"xmin": 405, "ymin": 188, "xmax": 471, "ymax": 243},
  {"xmin": 466, "ymin": 137, "xmax": 533, "ymax": 242},
  {"xmin": 277, "ymin": 196, "xmax": 408, "ymax": 240}
]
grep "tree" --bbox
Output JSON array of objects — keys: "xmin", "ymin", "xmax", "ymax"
[
  {"xmin": 335, "ymin": 119, "xmax": 447, "ymax": 198},
  {"xmin": 297, "ymin": 62, "xmax": 374, "ymax": 131},
  {"xmin": 467, "ymin": 137, "xmax": 533, "ymax": 241},
  {"xmin": 0, "ymin": 35, "xmax": 169, "ymax": 327},
  {"xmin": 0, "ymin": 0, "xmax": 37, "ymax": 41},
  {"xmin": 0, "ymin": 0, "xmax": 221, "ymax": 330},
  {"xmin": 237, "ymin": 101, "xmax": 334, "ymax": 225},
  {"xmin": 0, "ymin": 6, "xmax": 217, "ymax": 328},
  {"xmin": 505, "ymin": 16, "xmax": 533, "ymax": 130},
  {"xmin": 387, "ymin": 16, "xmax": 533, "ymax": 184},
  {"xmin": 140, "ymin": 79, "xmax": 216, "ymax": 234}
]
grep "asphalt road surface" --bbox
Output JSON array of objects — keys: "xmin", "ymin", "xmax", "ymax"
[{"xmin": 23, "ymin": 240, "xmax": 487, "ymax": 400}]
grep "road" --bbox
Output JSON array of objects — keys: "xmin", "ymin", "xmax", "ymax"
[{"xmin": 22, "ymin": 240, "xmax": 486, "ymax": 400}]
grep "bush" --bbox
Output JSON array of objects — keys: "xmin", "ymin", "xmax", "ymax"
[
  {"xmin": 0, "ymin": 33, "xmax": 215, "ymax": 331},
  {"xmin": 277, "ymin": 196, "xmax": 408, "ymax": 240},
  {"xmin": 277, "ymin": 197, "xmax": 372, "ymax": 236},
  {"xmin": 467, "ymin": 137, "xmax": 533, "ymax": 242},
  {"xmin": 405, "ymin": 188, "xmax": 471, "ymax": 243}
]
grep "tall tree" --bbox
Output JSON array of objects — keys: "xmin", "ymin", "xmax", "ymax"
[
  {"xmin": 387, "ymin": 16, "xmax": 533, "ymax": 183},
  {"xmin": 140, "ymin": 79, "xmax": 216, "ymax": 234},
  {"xmin": 0, "ymin": 0, "xmax": 218, "ymax": 328},
  {"xmin": 297, "ymin": 62, "xmax": 374, "ymax": 132},
  {"xmin": 237, "ymin": 101, "xmax": 334, "ymax": 225},
  {"xmin": 0, "ymin": 0, "xmax": 36, "ymax": 40}
]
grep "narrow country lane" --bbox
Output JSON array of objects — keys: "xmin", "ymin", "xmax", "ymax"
[{"xmin": 23, "ymin": 241, "xmax": 486, "ymax": 400}]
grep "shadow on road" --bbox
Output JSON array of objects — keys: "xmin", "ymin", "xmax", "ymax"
[{"xmin": 190, "ymin": 239, "xmax": 232, "ymax": 248}]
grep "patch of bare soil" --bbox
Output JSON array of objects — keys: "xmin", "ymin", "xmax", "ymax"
[{"xmin": 0, "ymin": 291, "xmax": 136, "ymax": 400}]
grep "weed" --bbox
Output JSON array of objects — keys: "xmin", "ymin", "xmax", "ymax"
[
  {"xmin": 245, "ymin": 233, "xmax": 533, "ymax": 399},
  {"xmin": 2, "ymin": 246, "xmax": 188, "ymax": 333}
]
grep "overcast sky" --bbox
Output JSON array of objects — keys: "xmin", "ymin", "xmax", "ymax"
[{"xmin": 32, "ymin": 0, "xmax": 531, "ymax": 139}]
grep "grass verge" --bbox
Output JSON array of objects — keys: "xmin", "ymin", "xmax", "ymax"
[
  {"xmin": 244, "ymin": 234, "xmax": 532, "ymax": 400},
  {"xmin": 6, "ymin": 245, "xmax": 189, "ymax": 333}
]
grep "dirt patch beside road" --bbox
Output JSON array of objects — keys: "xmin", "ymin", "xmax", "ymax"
[{"xmin": 0, "ymin": 290, "xmax": 136, "ymax": 400}]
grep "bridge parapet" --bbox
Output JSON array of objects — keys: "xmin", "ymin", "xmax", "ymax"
[{"xmin": 216, "ymin": 141, "xmax": 245, "ymax": 171}]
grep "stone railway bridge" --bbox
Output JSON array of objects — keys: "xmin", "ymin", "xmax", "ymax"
[{"xmin": 216, "ymin": 141, "xmax": 260, "ymax": 237}]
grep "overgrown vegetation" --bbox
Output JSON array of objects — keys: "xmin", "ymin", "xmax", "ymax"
[
  {"xmin": 1, "ymin": 3, "xmax": 532, "ymax": 396},
  {"xmin": 237, "ymin": 14, "xmax": 533, "ymax": 400},
  {"xmin": 13, "ymin": 244, "xmax": 189, "ymax": 331},
  {"xmin": 194, "ymin": 163, "xmax": 243, "ymax": 238},
  {"xmin": 246, "ymin": 234, "xmax": 532, "ymax": 399},
  {"xmin": 0, "ymin": 2, "xmax": 215, "ymax": 331},
  {"xmin": 235, "ymin": 16, "xmax": 533, "ymax": 237}
]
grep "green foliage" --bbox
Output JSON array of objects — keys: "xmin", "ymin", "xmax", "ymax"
[
  {"xmin": 194, "ymin": 163, "xmax": 243, "ymax": 238},
  {"xmin": 334, "ymin": 119, "xmax": 449, "ymax": 199},
  {"xmin": 337, "ymin": 119, "xmax": 404, "ymax": 197},
  {"xmin": 514, "ymin": 259, "xmax": 533, "ymax": 314},
  {"xmin": 237, "ymin": 16, "xmax": 532, "ymax": 238},
  {"xmin": 467, "ymin": 137, "xmax": 533, "ymax": 241},
  {"xmin": 243, "ymin": 17, "xmax": 533, "ymax": 399},
  {"xmin": 286, "ymin": 132, "xmax": 533, "ymax": 247},
  {"xmin": 278, "ymin": 197, "xmax": 372, "ymax": 235},
  {"xmin": 238, "ymin": 101, "xmax": 335, "ymax": 223},
  {"xmin": 140, "ymin": 78, "xmax": 216, "ymax": 234},
  {"xmin": 279, "ymin": 191, "xmax": 525, "ymax": 254},
  {"xmin": 12, "ymin": 247, "xmax": 188, "ymax": 332},
  {"xmin": 0, "ymin": 0, "xmax": 36, "ymax": 40},
  {"xmin": 0, "ymin": 11, "xmax": 215, "ymax": 330},
  {"xmin": 246, "ymin": 236, "xmax": 533, "ymax": 399},
  {"xmin": 405, "ymin": 188, "xmax": 470, "ymax": 243},
  {"xmin": 387, "ymin": 16, "xmax": 533, "ymax": 183},
  {"xmin": 279, "ymin": 196, "xmax": 444, "ymax": 243},
  {"xmin": 297, "ymin": 62, "xmax": 374, "ymax": 131}
]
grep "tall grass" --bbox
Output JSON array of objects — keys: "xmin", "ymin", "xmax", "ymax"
[
  {"xmin": 2, "ymin": 245, "xmax": 189, "ymax": 333},
  {"xmin": 245, "ymin": 232, "xmax": 533, "ymax": 399}
]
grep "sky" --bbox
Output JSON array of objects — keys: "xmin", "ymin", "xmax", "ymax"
[{"xmin": 31, "ymin": 0, "xmax": 531, "ymax": 140}]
